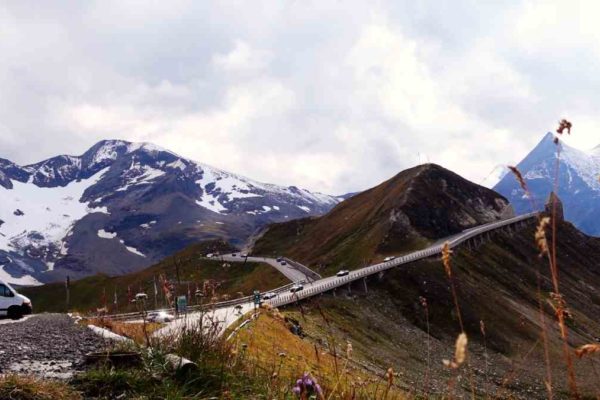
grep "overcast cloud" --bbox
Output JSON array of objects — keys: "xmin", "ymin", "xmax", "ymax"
[{"xmin": 1, "ymin": 1, "xmax": 599, "ymax": 194}]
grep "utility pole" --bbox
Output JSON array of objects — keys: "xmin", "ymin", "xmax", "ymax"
[{"xmin": 65, "ymin": 275, "xmax": 70, "ymax": 311}]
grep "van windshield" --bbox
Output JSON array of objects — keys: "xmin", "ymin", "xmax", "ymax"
[{"xmin": 1, "ymin": 281, "xmax": 16, "ymax": 296}]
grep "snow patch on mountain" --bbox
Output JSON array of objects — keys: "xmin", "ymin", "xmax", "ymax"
[
  {"xmin": 166, "ymin": 159, "xmax": 187, "ymax": 170},
  {"xmin": 0, "ymin": 167, "xmax": 109, "ymax": 250},
  {"xmin": 97, "ymin": 229, "xmax": 117, "ymax": 239},
  {"xmin": 195, "ymin": 199, "xmax": 227, "ymax": 214},
  {"xmin": 119, "ymin": 239, "xmax": 145, "ymax": 257},
  {"xmin": 117, "ymin": 165, "xmax": 165, "ymax": 192},
  {"xmin": 0, "ymin": 265, "xmax": 41, "ymax": 286},
  {"xmin": 560, "ymin": 144, "xmax": 600, "ymax": 191}
]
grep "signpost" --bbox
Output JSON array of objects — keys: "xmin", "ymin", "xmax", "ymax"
[
  {"xmin": 65, "ymin": 275, "xmax": 70, "ymax": 311},
  {"xmin": 177, "ymin": 295, "xmax": 188, "ymax": 315},
  {"xmin": 253, "ymin": 290, "xmax": 261, "ymax": 309}
]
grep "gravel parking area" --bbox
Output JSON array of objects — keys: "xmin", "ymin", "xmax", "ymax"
[{"xmin": 0, "ymin": 314, "xmax": 107, "ymax": 378}]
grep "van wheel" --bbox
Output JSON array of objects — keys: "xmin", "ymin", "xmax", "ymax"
[{"xmin": 7, "ymin": 306, "xmax": 22, "ymax": 320}]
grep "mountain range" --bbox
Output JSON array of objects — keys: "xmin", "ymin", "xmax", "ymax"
[
  {"xmin": 22, "ymin": 157, "xmax": 600, "ymax": 397},
  {"xmin": 0, "ymin": 140, "xmax": 340, "ymax": 284},
  {"xmin": 494, "ymin": 132, "xmax": 600, "ymax": 236}
]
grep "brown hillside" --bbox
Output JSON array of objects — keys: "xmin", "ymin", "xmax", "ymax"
[
  {"xmin": 253, "ymin": 163, "xmax": 513, "ymax": 274},
  {"xmin": 283, "ymin": 218, "xmax": 600, "ymax": 398}
]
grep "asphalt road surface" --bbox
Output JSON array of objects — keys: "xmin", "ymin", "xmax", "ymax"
[{"xmin": 218, "ymin": 254, "xmax": 308, "ymax": 282}]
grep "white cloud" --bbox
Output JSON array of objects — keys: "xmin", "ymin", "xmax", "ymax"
[
  {"xmin": 213, "ymin": 40, "xmax": 272, "ymax": 73},
  {"xmin": 2, "ymin": 1, "xmax": 600, "ymax": 195}
]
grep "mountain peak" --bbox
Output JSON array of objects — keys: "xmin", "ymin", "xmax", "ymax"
[
  {"xmin": 0, "ymin": 140, "xmax": 340, "ymax": 284},
  {"xmin": 495, "ymin": 132, "xmax": 600, "ymax": 236},
  {"xmin": 255, "ymin": 163, "xmax": 512, "ymax": 269}
]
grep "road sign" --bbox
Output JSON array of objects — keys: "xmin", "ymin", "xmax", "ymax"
[
  {"xmin": 253, "ymin": 290, "xmax": 261, "ymax": 306},
  {"xmin": 177, "ymin": 295, "xmax": 188, "ymax": 313}
]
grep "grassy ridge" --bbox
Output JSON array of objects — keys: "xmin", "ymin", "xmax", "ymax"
[
  {"xmin": 280, "ymin": 219, "xmax": 600, "ymax": 397},
  {"xmin": 254, "ymin": 164, "xmax": 507, "ymax": 276}
]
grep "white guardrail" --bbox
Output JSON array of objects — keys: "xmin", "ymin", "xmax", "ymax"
[
  {"xmin": 268, "ymin": 212, "xmax": 538, "ymax": 308},
  {"xmin": 105, "ymin": 281, "xmax": 304, "ymax": 321},
  {"xmin": 105, "ymin": 212, "xmax": 537, "ymax": 320}
]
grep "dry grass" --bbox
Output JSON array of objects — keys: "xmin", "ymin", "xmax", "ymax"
[
  {"xmin": 0, "ymin": 375, "xmax": 81, "ymax": 400},
  {"xmin": 231, "ymin": 309, "xmax": 406, "ymax": 399},
  {"xmin": 85, "ymin": 318, "xmax": 163, "ymax": 344}
]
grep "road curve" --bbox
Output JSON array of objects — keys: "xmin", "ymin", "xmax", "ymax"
[
  {"xmin": 217, "ymin": 254, "xmax": 308, "ymax": 282},
  {"xmin": 267, "ymin": 212, "xmax": 537, "ymax": 308},
  {"xmin": 153, "ymin": 212, "xmax": 538, "ymax": 337}
]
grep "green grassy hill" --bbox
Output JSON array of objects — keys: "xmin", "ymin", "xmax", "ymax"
[{"xmin": 22, "ymin": 240, "xmax": 288, "ymax": 313}]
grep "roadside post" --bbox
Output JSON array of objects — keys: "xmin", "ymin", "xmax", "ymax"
[
  {"xmin": 65, "ymin": 275, "xmax": 70, "ymax": 311},
  {"xmin": 253, "ymin": 290, "xmax": 261, "ymax": 310},
  {"xmin": 177, "ymin": 295, "xmax": 188, "ymax": 316}
]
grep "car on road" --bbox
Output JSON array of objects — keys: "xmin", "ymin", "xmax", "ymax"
[
  {"xmin": 383, "ymin": 256, "xmax": 396, "ymax": 262},
  {"xmin": 280, "ymin": 260, "xmax": 287, "ymax": 265},
  {"xmin": 290, "ymin": 284, "xmax": 304, "ymax": 293},
  {"xmin": 276, "ymin": 256, "xmax": 283, "ymax": 262},
  {"xmin": 135, "ymin": 293, "xmax": 148, "ymax": 302},
  {"xmin": 147, "ymin": 311, "xmax": 174, "ymax": 323},
  {"xmin": 0, "ymin": 279, "xmax": 32, "ymax": 320},
  {"xmin": 262, "ymin": 292, "xmax": 277, "ymax": 300},
  {"xmin": 336, "ymin": 270, "xmax": 350, "ymax": 277},
  {"xmin": 240, "ymin": 252, "xmax": 248, "ymax": 258},
  {"xmin": 231, "ymin": 253, "xmax": 237, "ymax": 257}
]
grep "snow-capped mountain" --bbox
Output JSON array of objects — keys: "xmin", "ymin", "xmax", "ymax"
[
  {"xmin": 0, "ymin": 140, "xmax": 340, "ymax": 284},
  {"xmin": 494, "ymin": 132, "xmax": 600, "ymax": 236}
]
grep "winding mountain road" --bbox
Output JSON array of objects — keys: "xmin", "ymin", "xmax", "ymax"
[{"xmin": 155, "ymin": 212, "xmax": 538, "ymax": 336}]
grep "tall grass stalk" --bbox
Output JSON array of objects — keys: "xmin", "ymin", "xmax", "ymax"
[
  {"xmin": 549, "ymin": 133, "xmax": 579, "ymax": 398},
  {"xmin": 509, "ymin": 165, "xmax": 554, "ymax": 398}
]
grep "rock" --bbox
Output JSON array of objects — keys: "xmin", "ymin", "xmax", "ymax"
[{"xmin": 0, "ymin": 314, "xmax": 106, "ymax": 379}]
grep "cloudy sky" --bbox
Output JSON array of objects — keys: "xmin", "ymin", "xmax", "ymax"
[{"xmin": 1, "ymin": 1, "xmax": 599, "ymax": 194}]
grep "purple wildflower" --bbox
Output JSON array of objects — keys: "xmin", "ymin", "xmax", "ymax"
[{"xmin": 292, "ymin": 373, "xmax": 324, "ymax": 398}]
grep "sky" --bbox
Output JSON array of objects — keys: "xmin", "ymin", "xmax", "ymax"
[{"xmin": 2, "ymin": 1, "xmax": 600, "ymax": 195}]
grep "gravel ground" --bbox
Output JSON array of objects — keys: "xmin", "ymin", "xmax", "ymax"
[{"xmin": 0, "ymin": 314, "xmax": 107, "ymax": 378}]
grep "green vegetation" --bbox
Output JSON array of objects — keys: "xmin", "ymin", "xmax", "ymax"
[
  {"xmin": 23, "ymin": 241, "xmax": 288, "ymax": 313},
  {"xmin": 0, "ymin": 375, "xmax": 81, "ymax": 400}
]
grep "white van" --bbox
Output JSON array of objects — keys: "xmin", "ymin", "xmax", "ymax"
[{"xmin": 0, "ymin": 280, "xmax": 32, "ymax": 319}]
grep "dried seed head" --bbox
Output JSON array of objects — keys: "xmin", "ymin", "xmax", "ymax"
[
  {"xmin": 535, "ymin": 217, "xmax": 551, "ymax": 257},
  {"xmin": 386, "ymin": 367, "xmax": 394, "ymax": 386},
  {"xmin": 557, "ymin": 119, "xmax": 572, "ymax": 135},
  {"xmin": 455, "ymin": 332, "xmax": 468, "ymax": 365},
  {"xmin": 442, "ymin": 242, "xmax": 453, "ymax": 278},
  {"xmin": 419, "ymin": 296, "xmax": 428, "ymax": 308},
  {"xmin": 346, "ymin": 341, "xmax": 353, "ymax": 360},
  {"xmin": 508, "ymin": 165, "xmax": 528, "ymax": 194},
  {"xmin": 575, "ymin": 344, "xmax": 600, "ymax": 358},
  {"xmin": 443, "ymin": 332, "xmax": 469, "ymax": 369},
  {"xmin": 480, "ymin": 320, "xmax": 486, "ymax": 336}
]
